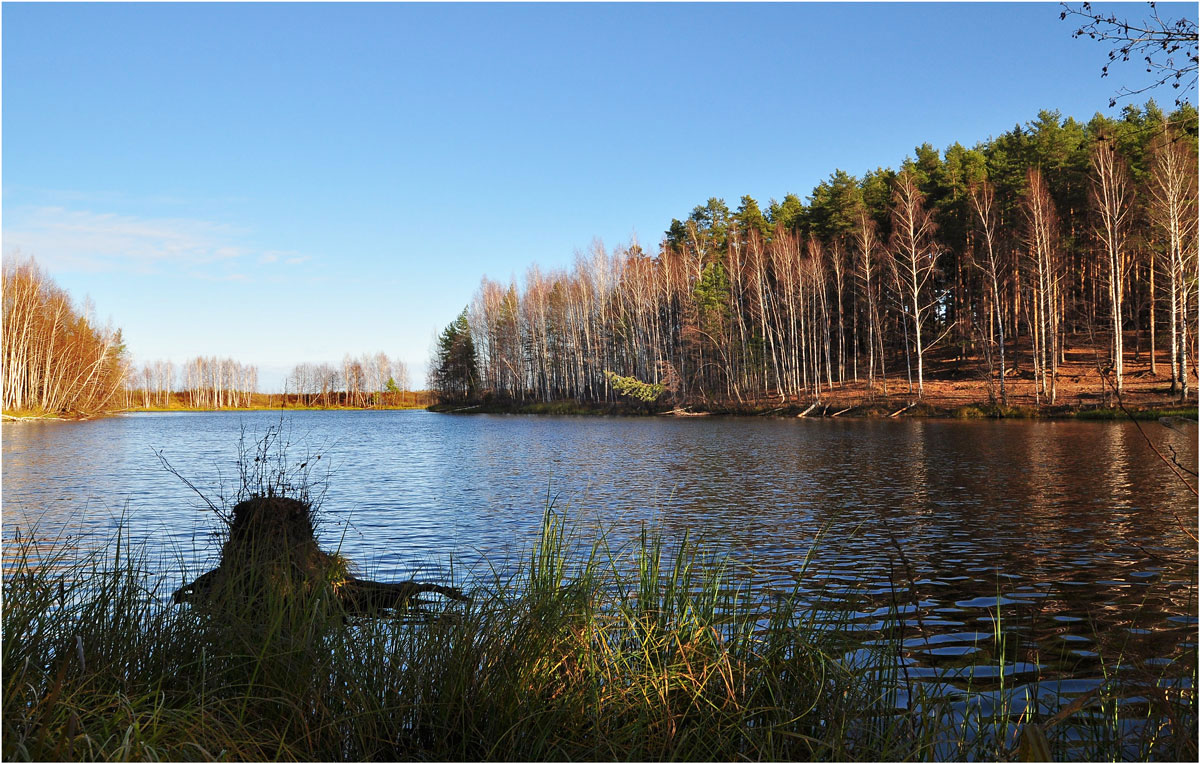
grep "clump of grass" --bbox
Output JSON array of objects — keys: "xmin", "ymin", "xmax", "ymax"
[
  {"xmin": 992, "ymin": 404, "xmax": 1038, "ymax": 418},
  {"xmin": 952, "ymin": 404, "xmax": 988, "ymax": 419},
  {"xmin": 0, "ymin": 515, "xmax": 859, "ymax": 760}
]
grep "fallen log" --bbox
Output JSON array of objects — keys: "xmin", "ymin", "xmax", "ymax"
[
  {"xmin": 888, "ymin": 402, "xmax": 916, "ymax": 418},
  {"xmin": 796, "ymin": 402, "xmax": 819, "ymax": 418},
  {"xmin": 172, "ymin": 496, "xmax": 467, "ymax": 616}
]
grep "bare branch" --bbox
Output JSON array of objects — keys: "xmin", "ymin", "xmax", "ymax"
[{"xmin": 1062, "ymin": 1, "xmax": 1199, "ymax": 106}]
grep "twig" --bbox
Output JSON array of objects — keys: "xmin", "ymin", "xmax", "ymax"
[
  {"xmin": 1100, "ymin": 370, "xmax": 1198, "ymax": 499},
  {"xmin": 154, "ymin": 448, "xmax": 229, "ymax": 523},
  {"xmin": 1164, "ymin": 441, "xmax": 1199, "ymax": 478},
  {"xmin": 1091, "ymin": 364, "xmax": 1198, "ymax": 544}
]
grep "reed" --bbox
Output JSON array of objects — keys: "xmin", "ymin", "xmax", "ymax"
[{"xmin": 3, "ymin": 511, "xmax": 1195, "ymax": 761}]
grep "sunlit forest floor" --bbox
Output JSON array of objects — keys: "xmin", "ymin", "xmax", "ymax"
[
  {"xmin": 800, "ymin": 339, "xmax": 1196, "ymax": 416},
  {"xmin": 438, "ymin": 334, "xmax": 1197, "ymax": 419}
]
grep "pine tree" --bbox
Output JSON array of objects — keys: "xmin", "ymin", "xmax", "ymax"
[{"xmin": 431, "ymin": 309, "xmax": 478, "ymax": 402}]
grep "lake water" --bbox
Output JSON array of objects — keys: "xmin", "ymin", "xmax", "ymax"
[{"xmin": 3, "ymin": 410, "xmax": 1197, "ymax": 710}]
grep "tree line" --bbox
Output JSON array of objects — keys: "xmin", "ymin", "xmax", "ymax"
[
  {"xmin": 284, "ymin": 354, "xmax": 411, "ymax": 407},
  {"xmin": 431, "ymin": 102, "xmax": 1198, "ymax": 408},
  {"xmin": 127, "ymin": 357, "xmax": 259, "ymax": 409},
  {"xmin": 2, "ymin": 258, "xmax": 128, "ymax": 415},
  {"xmin": 123, "ymin": 354, "xmax": 412, "ymax": 409}
]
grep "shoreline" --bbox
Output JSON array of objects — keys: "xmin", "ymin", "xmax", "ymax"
[
  {"xmin": 5, "ymin": 399, "xmax": 1195, "ymax": 423},
  {"xmin": 427, "ymin": 398, "xmax": 1199, "ymax": 421}
]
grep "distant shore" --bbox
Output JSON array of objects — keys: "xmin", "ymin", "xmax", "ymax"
[
  {"xmin": 122, "ymin": 402, "xmax": 430, "ymax": 414},
  {"xmin": 2, "ymin": 401, "xmax": 430, "ymax": 422},
  {"xmin": 2, "ymin": 390, "xmax": 435, "ymax": 421}
]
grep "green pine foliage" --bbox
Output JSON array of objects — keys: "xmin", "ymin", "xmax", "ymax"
[
  {"xmin": 604, "ymin": 370, "xmax": 665, "ymax": 405},
  {"xmin": 431, "ymin": 308, "xmax": 478, "ymax": 401}
]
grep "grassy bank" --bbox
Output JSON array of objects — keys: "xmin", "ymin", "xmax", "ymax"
[
  {"xmin": 4, "ymin": 513, "xmax": 1195, "ymax": 762},
  {"xmin": 1071, "ymin": 405, "xmax": 1200, "ymax": 420}
]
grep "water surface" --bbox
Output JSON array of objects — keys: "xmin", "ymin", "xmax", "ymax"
[{"xmin": 4, "ymin": 411, "xmax": 1196, "ymax": 714}]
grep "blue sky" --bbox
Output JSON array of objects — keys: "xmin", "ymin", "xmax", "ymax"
[{"xmin": 3, "ymin": 2, "xmax": 1195, "ymax": 388}]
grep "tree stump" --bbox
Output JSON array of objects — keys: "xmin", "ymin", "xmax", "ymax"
[{"xmin": 172, "ymin": 496, "xmax": 468, "ymax": 616}]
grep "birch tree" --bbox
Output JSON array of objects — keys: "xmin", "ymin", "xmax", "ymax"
[
  {"xmin": 1090, "ymin": 135, "xmax": 1135, "ymax": 393},
  {"xmin": 889, "ymin": 169, "xmax": 942, "ymax": 397},
  {"xmin": 1022, "ymin": 167, "xmax": 1062, "ymax": 403},
  {"xmin": 1147, "ymin": 128, "xmax": 1199, "ymax": 397},
  {"xmin": 969, "ymin": 179, "xmax": 1009, "ymax": 405}
]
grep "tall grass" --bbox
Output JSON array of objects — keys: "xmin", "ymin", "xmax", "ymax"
[{"xmin": 4, "ymin": 512, "xmax": 1195, "ymax": 761}]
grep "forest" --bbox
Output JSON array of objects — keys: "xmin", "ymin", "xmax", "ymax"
[{"xmin": 430, "ymin": 102, "xmax": 1199, "ymax": 412}]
